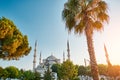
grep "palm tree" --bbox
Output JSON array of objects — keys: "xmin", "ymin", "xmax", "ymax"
[{"xmin": 62, "ymin": 0, "xmax": 109, "ymax": 80}]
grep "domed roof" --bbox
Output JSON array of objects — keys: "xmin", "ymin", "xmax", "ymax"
[{"xmin": 46, "ymin": 55, "xmax": 57, "ymax": 60}]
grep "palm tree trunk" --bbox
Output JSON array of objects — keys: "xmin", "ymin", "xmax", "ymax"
[{"xmin": 85, "ymin": 27, "xmax": 99, "ymax": 80}]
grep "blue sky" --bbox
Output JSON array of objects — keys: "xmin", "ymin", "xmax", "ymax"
[{"xmin": 0, "ymin": 0, "xmax": 120, "ymax": 70}]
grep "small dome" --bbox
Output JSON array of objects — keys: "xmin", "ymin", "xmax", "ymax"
[{"xmin": 36, "ymin": 63, "xmax": 44, "ymax": 69}]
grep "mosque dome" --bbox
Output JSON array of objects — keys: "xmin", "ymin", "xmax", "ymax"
[{"xmin": 46, "ymin": 55, "xmax": 57, "ymax": 60}]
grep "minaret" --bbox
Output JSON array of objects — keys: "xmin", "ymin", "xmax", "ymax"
[
  {"xmin": 63, "ymin": 51, "xmax": 65, "ymax": 62},
  {"xmin": 33, "ymin": 41, "xmax": 37, "ymax": 71},
  {"xmin": 39, "ymin": 52, "xmax": 42, "ymax": 64},
  {"xmin": 104, "ymin": 44, "xmax": 112, "ymax": 66},
  {"xmin": 67, "ymin": 40, "xmax": 70, "ymax": 60},
  {"xmin": 84, "ymin": 58, "xmax": 87, "ymax": 67}
]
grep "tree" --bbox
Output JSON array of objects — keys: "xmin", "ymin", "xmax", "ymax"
[
  {"xmin": 51, "ymin": 63, "xmax": 61, "ymax": 80},
  {"xmin": 2, "ymin": 69, "xmax": 9, "ymax": 80},
  {"xmin": 5, "ymin": 66, "xmax": 19, "ymax": 78},
  {"xmin": 73, "ymin": 77, "xmax": 80, "ymax": 80},
  {"xmin": 62, "ymin": 0, "xmax": 109, "ymax": 80},
  {"xmin": 78, "ymin": 66, "xmax": 87, "ymax": 76},
  {"xmin": 0, "ymin": 66, "xmax": 3, "ymax": 78},
  {"xmin": 44, "ymin": 68, "xmax": 52, "ymax": 80},
  {"xmin": 22, "ymin": 70, "xmax": 34, "ymax": 80},
  {"xmin": 98, "ymin": 64, "xmax": 107, "ymax": 75},
  {"xmin": 78, "ymin": 65, "xmax": 92, "ymax": 76},
  {"xmin": 0, "ymin": 17, "xmax": 31, "ymax": 60},
  {"xmin": 107, "ymin": 65, "xmax": 120, "ymax": 79},
  {"xmin": 60, "ymin": 60, "xmax": 78, "ymax": 80},
  {"xmin": 51, "ymin": 64, "xmax": 60, "ymax": 73},
  {"xmin": 17, "ymin": 69, "xmax": 24, "ymax": 79},
  {"xmin": 34, "ymin": 71, "xmax": 41, "ymax": 80},
  {"xmin": 86, "ymin": 66, "xmax": 92, "ymax": 76}
]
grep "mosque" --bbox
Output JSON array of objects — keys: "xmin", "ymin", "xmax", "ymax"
[{"xmin": 32, "ymin": 40, "xmax": 71, "ymax": 79}]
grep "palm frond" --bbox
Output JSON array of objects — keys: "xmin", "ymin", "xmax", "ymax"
[
  {"xmin": 75, "ymin": 20, "xmax": 85, "ymax": 34},
  {"xmin": 98, "ymin": 1, "xmax": 108, "ymax": 12},
  {"xmin": 62, "ymin": 8, "xmax": 75, "ymax": 31},
  {"xmin": 65, "ymin": 13, "xmax": 76, "ymax": 31},
  {"xmin": 97, "ymin": 12, "xmax": 109, "ymax": 23},
  {"xmin": 93, "ymin": 21, "xmax": 103, "ymax": 31},
  {"xmin": 67, "ymin": 0, "xmax": 80, "ymax": 13},
  {"xmin": 62, "ymin": 9, "xmax": 70, "ymax": 21},
  {"xmin": 62, "ymin": 0, "xmax": 109, "ymax": 34},
  {"xmin": 62, "ymin": 0, "xmax": 77, "ymax": 31},
  {"xmin": 75, "ymin": 11, "xmax": 84, "ymax": 21}
]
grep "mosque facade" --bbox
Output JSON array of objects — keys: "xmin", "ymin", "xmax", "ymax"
[{"xmin": 33, "ymin": 40, "xmax": 70, "ymax": 79}]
